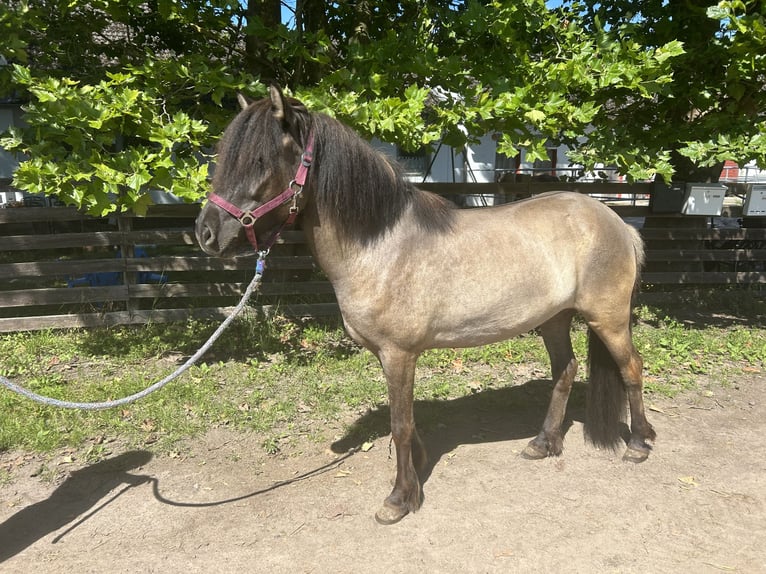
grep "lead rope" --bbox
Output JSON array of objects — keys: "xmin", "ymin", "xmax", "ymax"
[{"xmin": 0, "ymin": 251, "xmax": 269, "ymax": 411}]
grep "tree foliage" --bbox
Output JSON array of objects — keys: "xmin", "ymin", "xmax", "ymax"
[
  {"xmin": 1, "ymin": 0, "xmax": 764, "ymax": 215},
  {"xmin": 573, "ymin": 0, "xmax": 766, "ymax": 181}
]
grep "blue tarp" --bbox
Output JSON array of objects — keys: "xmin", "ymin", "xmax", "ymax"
[{"xmin": 67, "ymin": 247, "xmax": 167, "ymax": 287}]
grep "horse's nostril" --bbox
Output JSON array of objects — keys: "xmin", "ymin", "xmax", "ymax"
[
  {"xmin": 201, "ymin": 225, "xmax": 215, "ymax": 246},
  {"xmin": 196, "ymin": 222, "xmax": 219, "ymax": 254}
]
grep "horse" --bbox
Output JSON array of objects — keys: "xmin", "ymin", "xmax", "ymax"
[{"xmin": 195, "ymin": 86, "xmax": 656, "ymax": 525}]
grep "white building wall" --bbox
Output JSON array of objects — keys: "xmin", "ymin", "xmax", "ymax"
[{"xmin": 0, "ymin": 106, "xmax": 24, "ymax": 206}]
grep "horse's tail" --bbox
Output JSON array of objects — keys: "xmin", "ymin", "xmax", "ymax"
[
  {"xmin": 627, "ymin": 224, "xmax": 646, "ymax": 296},
  {"xmin": 584, "ymin": 328, "xmax": 627, "ymax": 449}
]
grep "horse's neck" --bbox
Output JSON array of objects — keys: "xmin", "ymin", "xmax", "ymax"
[
  {"xmin": 300, "ymin": 203, "xmax": 343, "ymax": 279},
  {"xmin": 300, "ymin": 200, "xmax": 407, "ymax": 285}
]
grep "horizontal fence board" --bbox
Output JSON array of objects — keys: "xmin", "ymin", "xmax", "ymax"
[
  {"xmin": 0, "ymin": 255, "xmax": 317, "ymax": 280},
  {"xmin": 0, "ymin": 285, "xmax": 129, "ymax": 307},
  {"xmin": 127, "ymin": 255, "xmax": 318, "ymax": 272},
  {"xmin": 0, "ymin": 312, "xmax": 137, "ymax": 332},
  {"xmin": 0, "ymin": 281, "xmax": 335, "ymax": 306},
  {"xmin": 1, "ymin": 229, "xmax": 198, "ymax": 251},
  {"xmin": 126, "ymin": 229, "xmax": 198, "ymax": 246},
  {"xmin": 0, "ymin": 258, "xmax": 125, "ymax": 280},
  {"xmin": 614, "ymin": 205, "xmax": 744, "ymax": 218},
  {"xmin": 640, "ymin": 228, "xmax": 766, "ymax": 241},
  {"xmin": 645, "ymin": 249, "xmax": 766, "ymax": 262},
  {"xmin": 0, "ymin": 302, "xmax": 340, "ymax": 333},
  {"xmin": 3, "ymin": 231, "xmax": 120, "ymax": 250},
  {"xmin": 0, "ymin": 206, "xmax": 88, "ymax": 224},
  {"xmin": 126, "ymin": 281, "xmax": 335, "ymax": 298},
  {"xmin": 143, "ymin": 204, "xmax": 201, "ymax": 218},
  {"xmin": 8, "ymin": 248, "xmax": 761, "ymax": 279},
  {"xmin": 418, "ymin": 182, "xmax": 654, "ymax": 196},
  {"xmin": 642, "ymin": 271, "xmax": 766, "ymax": 284},
  {"xmin": 0, "ymin": 204, "xmax": 202, "ymax": 224},
  {"xmin": 0, "ymin": 258, "xmax": 125, "ymax": 279}
]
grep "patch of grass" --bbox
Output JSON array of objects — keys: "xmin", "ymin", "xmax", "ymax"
[
  {"xmin": 1, "ymin": 294, "xmax": 764, "ymax": 456},
  {"xmin": 632, "ymin": 304, "xmax": 766, "ymax": 396}
]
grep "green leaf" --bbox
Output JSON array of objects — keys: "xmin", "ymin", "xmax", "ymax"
[{"xmin": 524, "ymin": 109, "xmax": 546, "ymax": 125}]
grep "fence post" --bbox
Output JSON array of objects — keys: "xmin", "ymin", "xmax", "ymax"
[{"xmin": 117, "ymin": 211, "xmax": 137, "ymax": 317}]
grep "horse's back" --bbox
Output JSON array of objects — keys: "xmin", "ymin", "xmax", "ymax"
[
  {"xmin": 511, "ymin": 190, "xmax": 642, "ymax": 270},
  {"xmin": 496, "ymin": 190, "xmax": 621, "ymax": 222},
  {"xmin": 462, "ymin": 191, "xmax": 637, "ymax": 256}
]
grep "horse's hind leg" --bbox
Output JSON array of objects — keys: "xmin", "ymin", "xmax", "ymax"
[
  {"xmin": 522, "ymin": 311, "xmax": 578, "ymax": 459},
  {"xmin": 374, "ymin": 348, "xmax": 427, "ymax": 525},
  {"xmin": 622, "ymin": 349, "xmax": 656, "ymax": 462},
  {"xmin": 616, "ymin": 336, "xmax": 656, "ymax": 462}
]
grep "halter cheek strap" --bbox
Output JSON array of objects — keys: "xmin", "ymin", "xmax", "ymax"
[{"xmin": 207, "ymin": 132, "xmax": 314, "ymax": 253}]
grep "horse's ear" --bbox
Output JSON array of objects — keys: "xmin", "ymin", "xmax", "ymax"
[
  {"xmin": 237, "ymin": 93, "xmax": 251, "ymax": 111},
  {"xmin": 269, "ymin": 84, "xmax": 290, "ymax": 123},
  {"xmin": 269, "ymin": 84, "xmax": 308, "ymax": 143}
]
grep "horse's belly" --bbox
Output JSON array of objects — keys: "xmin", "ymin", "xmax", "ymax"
[
  {"xmin": 426, "ymin": 293, "xmax": 570, "ymax": 348},
  {"xmin": 335, "ymin": 283, "xmax": 562, "ymax": 352}
]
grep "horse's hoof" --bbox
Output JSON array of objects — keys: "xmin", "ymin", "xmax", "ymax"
[
  {"xmin": 623, "ymin": 446, "xmax": 650, "ymax": 463},
  {"xmin": 521, "ymin": 442, "xmax": 548, "ymax": 460},
  {"xmin": 375, "ymin": 503, "xmax": 409, "ymax": 525}
]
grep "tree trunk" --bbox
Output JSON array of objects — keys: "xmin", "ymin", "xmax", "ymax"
[
  {"xmin": 663, "ymin": 0, "xmax": 725, "ymax": 183},
  {"xmin": 670, "ymin": 151, "xmax": 724, "ymax": 183},
  {"xmin": 245, "ymin": 0, "xmax": 283, "ymax": 80},
  {"xmin": 294, "ymin": 0, "xmax": 328, "ymax": 86}
]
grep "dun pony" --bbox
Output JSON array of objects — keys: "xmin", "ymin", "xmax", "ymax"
[{"xmin": 196, "ymin": 86, "xmax": 655, "ymax": 525}]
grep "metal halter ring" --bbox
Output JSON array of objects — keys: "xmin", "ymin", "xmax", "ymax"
[
  {"xmin": 238, "ymin": 212, "xmax": 257, "ymax": 227},
  {"xmin": 288, "ymin": 180, "xmax": 303, "ymax": 193}
]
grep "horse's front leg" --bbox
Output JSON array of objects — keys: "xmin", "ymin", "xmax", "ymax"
[
  {"xmin": 375, "ymin": 348, "xmax": 427, "ymax": 525},
  {"xmin": 523, "ymin": 311, "xmax": 577, "ymax": 459}
]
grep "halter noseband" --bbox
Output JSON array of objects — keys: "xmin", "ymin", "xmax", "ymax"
[{"xmin": 206, "ymin": 132, "xmax": 314, "ymax": 253}]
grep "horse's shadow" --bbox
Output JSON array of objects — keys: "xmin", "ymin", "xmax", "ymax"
[
  {"xmin": 333, "ymin": 378, "xmax": 592, "ymax": 484},
  {"xmin": 0, "ymin": 451, "xmax": 153, "ymax": 564}
]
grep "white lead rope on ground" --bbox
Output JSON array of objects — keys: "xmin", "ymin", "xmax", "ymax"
[{"xmin": 0, "ymin": 253, "xmax": 266, "ymax": 410}]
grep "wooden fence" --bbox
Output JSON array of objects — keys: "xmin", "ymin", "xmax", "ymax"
[{"xmin": 1, "ymin": 182, "xmax": 764, "ymax": 332}]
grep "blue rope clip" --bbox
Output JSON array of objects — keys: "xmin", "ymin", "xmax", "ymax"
[{"xmin": 256, "ymin": 250, "xmax": 269, "ymax": 276}]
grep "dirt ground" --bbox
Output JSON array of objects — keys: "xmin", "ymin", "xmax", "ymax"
[{"xmin": 1, "ymin": 370, "xmax": 764, "ymax": 574}]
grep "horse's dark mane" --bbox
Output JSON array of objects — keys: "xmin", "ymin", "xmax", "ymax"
[
  {"xmin": 213, "ymin": 98, "xmax": 455, "ymax": 245},
  {"xmin": 311, "ymin": 114, "xmax": 455, "ymax": 243}
]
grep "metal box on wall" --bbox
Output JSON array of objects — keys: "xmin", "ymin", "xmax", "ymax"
[
  {"xmin": 681, "ymin": 184, "xmax": 727, "ymax": 216},
  {"xmin": 743, "ymin": 184, "xmax": 766, "ymax": 216}
]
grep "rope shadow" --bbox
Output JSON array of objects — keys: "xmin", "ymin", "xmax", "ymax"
[
  {"xmin": 149, "ymin": 448, "xmax": 357, "ymax": 508},
  {"xmin": 150, "ymin": 380, "xmax": 594, "ymax": 511},
  {"xmin": 0, "ymin": 451, "xmax": 153, "ymax": 564}
]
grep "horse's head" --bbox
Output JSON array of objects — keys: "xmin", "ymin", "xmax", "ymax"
[{"xmin": 195, "ymin": 85, "xmax": 313, "ymax": 256}]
